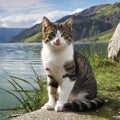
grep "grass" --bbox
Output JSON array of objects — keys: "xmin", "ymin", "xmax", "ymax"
[
  {"xmin": 98, "ymin": 29, "xmax": 114, "ymax": 42},
  {"xmin": 94, "ymin": 2, "xmax": 120, "ymax": 18},
  {"xmin": 0, "ymin": 47, "xmax": 120, "ymax": 120},
  {"xmin": 24, "ymin": 32, "xmax": 42, "ymax": 43},
  {"xmin": 0, "ymin": 66, "xmax": 47, "ymax": 119},
  {"xmin": 81, "ymin": 28, "xmax": 115, "ymax": 42},
  {"xmin": 86, "ymin": 54, "xmax": 120, "ymax": 120}
]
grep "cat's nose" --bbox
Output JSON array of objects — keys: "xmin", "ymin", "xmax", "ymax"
[{"xmin": 56, "ymin": 39, "xmax": 60, "ymax": 44}]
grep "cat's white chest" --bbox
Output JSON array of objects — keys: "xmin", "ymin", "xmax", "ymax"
[{"xmin": 41, "ymin": 44, "xmax": 74, "ymax": 81}]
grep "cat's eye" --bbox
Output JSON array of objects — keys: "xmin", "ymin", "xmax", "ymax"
[
  {"xmin": 65, "ymin": 36, "xmax": 69, "ymax": 40},
  {"xmin": 68, "ymin": 38, "xmax": 72, "ymax": 42},
  {"xmin": 45, "ymin": 39, "xmax": 49, "ymax": 43},
  {"xmin": 49, "ymin": 32, "xmax": 55, "ymax": 37},
  {"xmin": 48, "ymin": 35, "xmax": 51, "ymax": 39},
  {"xmin": 46, "ymin": 32, "xmax": 55, "ymax": 40}
]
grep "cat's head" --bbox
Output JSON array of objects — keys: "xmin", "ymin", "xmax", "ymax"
[{"xmin": 42, "ymin": 17, "xmax": 73, "ymax": 50}]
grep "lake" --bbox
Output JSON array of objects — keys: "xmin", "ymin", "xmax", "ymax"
[
  {"xmin": 0, "ymin": 43, "xmax": 44, "ymax": 119},
  {"xmin": 0, "ymin": 42, "xmax": 108, "ymax": 119}
]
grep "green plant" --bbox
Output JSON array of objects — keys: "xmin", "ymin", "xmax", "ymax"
[{"xmin": 0, "ymin": 66, "xmax": 47, "ymax": 116}]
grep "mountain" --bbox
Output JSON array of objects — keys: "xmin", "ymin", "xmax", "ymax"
[
  {"xmin": 12, "ymin": 24, "xmax": 41, "ymax": 42},
  {"xmin": 12, "ymin": 2, "xmax": 120, "ymax": 42},
  {"xmin": 57, "ymin": 2, "xmax": 120, "ymax": 41},
  {"xmin": 0, "ymin": 28, "xmax": 24, "ymax": 43}
]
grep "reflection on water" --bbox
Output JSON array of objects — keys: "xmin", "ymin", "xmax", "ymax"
[{"xmin": 0, "ymin": 43, "xmax": 44, "ymax": 81}]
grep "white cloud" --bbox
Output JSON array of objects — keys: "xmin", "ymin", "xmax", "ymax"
[
  {"xmin": 0, "ymin": 14, "xmax": 39, "ymax": 28},
  {"xmin": 0, "ymin": 0, "xmax": 54, "ymax": 28},
  {"xmin": 0, "ymin": 0, "xmax": 83, "ymax": 28},
  {"xmin": 0, "ymin": 10, "xmax": 72, "ymax": 28},
  {"xmin": 35, "ymin": 10, "xmax": 71, "ymax": 25},
  {"xmin": 71, "ymin": 8, "xmax": 83, "ymax": 14},
  {"xmin": 0, "ymin": 0, "xmax": 54, "ymax": 13},
  {"xmin": 0, "ymin": 10, "xmax": 69, "ymax": 28}
]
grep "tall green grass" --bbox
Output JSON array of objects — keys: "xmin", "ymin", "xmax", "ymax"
[{"xmin": 0, "ymin": 66, "xmax": 47, "ymax": 118}]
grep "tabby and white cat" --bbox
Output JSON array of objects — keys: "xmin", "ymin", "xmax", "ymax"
[{"xmin": 41, "ymin": 17, "xmax": 104, "ymax": 112}]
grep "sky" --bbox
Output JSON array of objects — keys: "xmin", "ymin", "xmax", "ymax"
[{"xmin": 0, "ymin": 0, "xmax": 119, "ymax": 28}]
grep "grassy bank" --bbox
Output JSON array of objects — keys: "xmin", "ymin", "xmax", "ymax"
[{"xmin": 87, "ymin": 55, "xmax": 120, "ymax": 120}]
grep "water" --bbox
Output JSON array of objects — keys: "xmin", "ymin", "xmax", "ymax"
[
  {"xmin": 0, "ymin": 43, "xmax": 44, "ymax": 119},
  {"xmin": 0, "ymin": 43, "xmax": 44, "ymax": 78},
  {"xmin": 0, "ymin": 42, "xmax": 108, "ymax": 119}
]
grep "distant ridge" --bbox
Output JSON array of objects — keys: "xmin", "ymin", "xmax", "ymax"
[
  {"xmin": 12, "ymin": 24, "xmax": 41, "ymax": 43},
  {"xmin": 0, "ymin": 28, "xmax": 24, "ymax": 43},
  {"xmin": 12, "ymin": 2, "xmax": 120, "ymax": 42}
]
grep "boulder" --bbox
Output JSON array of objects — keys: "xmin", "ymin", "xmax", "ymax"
[
  {"xmin": 11, "ymin": 109, "xmax": 92, "ymax": 120},
  {"xmin": 108, "ymin": 23, "xmax": 120, "ymax": 61}
]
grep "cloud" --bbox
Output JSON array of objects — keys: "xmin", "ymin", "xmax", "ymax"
[
  {"xmin": 0, "ymin": 8, "xmax": 83, "ymax": 28},
  {"xmin": 72, "ymin": 8, "xmax": 83, "ymax": 14},
  {"xmin": 0, "ymin": 14, "xmax": 39, "ymax": 28},
  {"xmin": 0, "ymin": 10, "xmax": 73, "ymax": 28},
  {"xmin": 0, "ymin": 0, "xmax": 83, "ymax": 28},
  {"xmin": 0, "ymin": 0, "xmax": 54, "ymax": 13},
  {"xmin": 0, "ymin": 0, "xmax": 56, "ymax": 28},
  {"xmin": 0, "ymin": 10, "xmax": 71, "ymax": 28},
  {"xmin": 35, "ymin": 10, "xmax": 71, "ymax": 24}
]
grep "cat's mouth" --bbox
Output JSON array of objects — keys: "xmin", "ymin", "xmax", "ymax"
[
  {"xmin": 51, "ymin": 42, "xmax": 64, "ymax": 49},
  {"xmin": 54, "ymin": 42, "xmax": 61, "ymax": 46}
]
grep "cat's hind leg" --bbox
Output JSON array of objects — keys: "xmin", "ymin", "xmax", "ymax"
[{"xmin": 63, "ymin": 94, "xmax": 105, "ymax": 112}]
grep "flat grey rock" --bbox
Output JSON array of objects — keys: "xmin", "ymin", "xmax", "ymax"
[{"xmin": 11, "ymin": 109, "xmax": 92, "ymax": 120}]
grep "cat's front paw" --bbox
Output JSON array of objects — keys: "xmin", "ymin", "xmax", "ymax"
[
  {"xmin": 41, "ymin": 102, "xmax": 55, "ymax": 110},
  {"xmin": 54, "ymin": 101, "xmax": 64, "ymax": 112}
]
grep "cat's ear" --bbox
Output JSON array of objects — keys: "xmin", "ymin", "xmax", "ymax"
[
  {"xmin": 64, "ymin": 18, "xmax": 73, "ymax": 30},
  {"xmin": 42, "ymin": 17, "xmax": 51, "ymax": 32}
]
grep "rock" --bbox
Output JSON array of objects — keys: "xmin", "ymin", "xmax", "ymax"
[
  {"xmin": 11, "ymin": 109, "xmax": 92, "ymax": 120},
  {"xmin": 108, "ymin": 23, "xmax": 120, "ymax": 61}
]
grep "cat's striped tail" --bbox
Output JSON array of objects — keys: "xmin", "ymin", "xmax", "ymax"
[{"xmin": 63, "ymin": 98, "xmax": 105, "ymax": 112}]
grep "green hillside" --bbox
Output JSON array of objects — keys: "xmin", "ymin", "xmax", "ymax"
[
  {"xmin": 81, "ymin": 28, "xmax": 115, "ymax": 42},
  {"xmin": 95, "ymin": 2, "xmax": 120, "ymax": 17},
  {"xmin": 24, "ymin": 32, "xmax": 42, "ymax": 43}
]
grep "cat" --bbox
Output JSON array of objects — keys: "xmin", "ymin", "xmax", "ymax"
[{"xmin": 41, "ymin": 16, "xmax": 104, "ymax": 112}]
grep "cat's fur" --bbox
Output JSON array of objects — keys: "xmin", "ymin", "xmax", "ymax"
[{"xmin": 41, "ymin": 17, "xmax": 104, "ymax": 112}]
